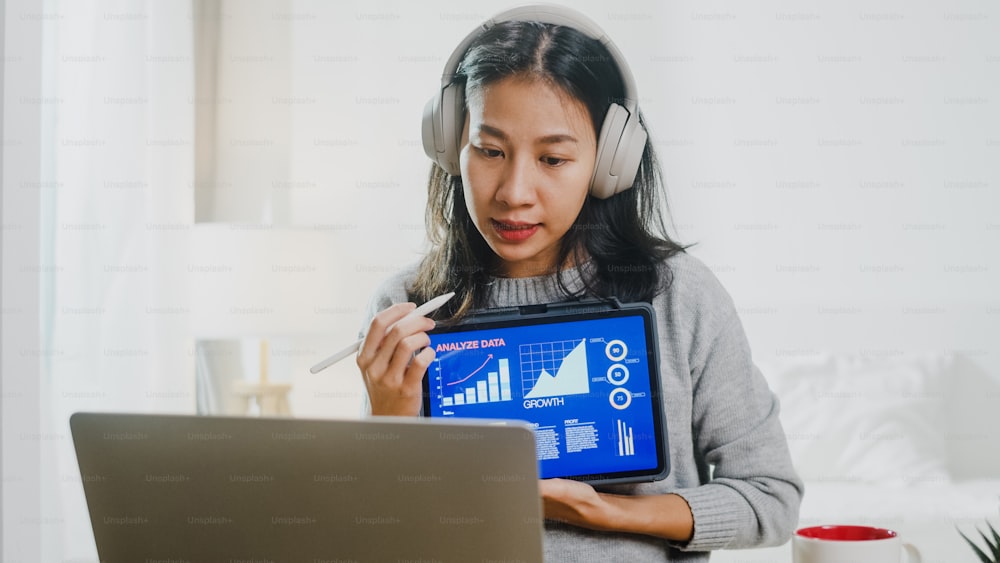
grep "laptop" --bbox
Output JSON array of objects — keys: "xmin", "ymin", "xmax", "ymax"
[{"xmin": 71, "ymin": 412, "xmax": 544, "ymax": 563}]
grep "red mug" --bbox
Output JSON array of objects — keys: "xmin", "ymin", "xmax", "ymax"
[{"xmin": 793, "ymin": 525, "xmax": 922, "ymax": 563}]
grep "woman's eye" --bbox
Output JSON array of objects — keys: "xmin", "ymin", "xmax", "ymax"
[
  {"xmin": 477, "ymin": 147, "xmax": 503, "ymax": 158},
  {"xmin": 542, "ymin": 156, "xmax": 566, "ymax": 167}
]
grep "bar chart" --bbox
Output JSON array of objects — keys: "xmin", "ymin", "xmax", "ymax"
[
  {"xmin": 617, "ymin": 419, "xmax": 635, "ymax": 457},
  {"xmin": 438, "ymin": 356, "xmax": 514, "ymax": 407}
]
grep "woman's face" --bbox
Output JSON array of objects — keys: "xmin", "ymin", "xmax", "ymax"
[{"xmin": 459, "ymin": 76, "xmax": 597, "ymax": 278}]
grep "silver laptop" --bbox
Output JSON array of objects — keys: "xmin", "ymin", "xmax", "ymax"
[{"xmin": 71, "ymin": 412, "xmax": 544, "ymax": 563}]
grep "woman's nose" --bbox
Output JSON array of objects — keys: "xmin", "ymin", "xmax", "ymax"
[{"xmin": 495, "ymin": 155, "xmax": 536, "ymax": 206}]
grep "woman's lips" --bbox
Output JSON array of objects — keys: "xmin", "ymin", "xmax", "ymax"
[{"xmin": 491, "ymin": 219, "xmax": 539, "ymax": 242}]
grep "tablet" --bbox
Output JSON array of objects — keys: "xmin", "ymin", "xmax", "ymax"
[{"xmin": 422, "ymin": 299, "xmax": 669, "ymax": 485}]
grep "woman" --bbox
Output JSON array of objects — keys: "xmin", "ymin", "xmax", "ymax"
[{"xmin": 357, "ymin": 6, "xmax": 802, "ymax": 561}]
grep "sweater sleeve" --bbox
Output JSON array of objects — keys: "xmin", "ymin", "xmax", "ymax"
[{"xmin": 666, "ymin": 264, "xmax": 804, "ymax": 551}]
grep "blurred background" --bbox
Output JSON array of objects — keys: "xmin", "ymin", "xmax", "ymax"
[{"xmin": 3, "ymin": 0, "xmax": 998, "ymax": 560}]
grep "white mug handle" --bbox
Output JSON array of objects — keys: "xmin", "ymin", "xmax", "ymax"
[{"xmin": 902, "ymin": 542, "xmax": 922, "ymax": 563}]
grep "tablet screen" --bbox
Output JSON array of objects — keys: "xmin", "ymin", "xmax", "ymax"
[{"xmin": 422, "ymin": 303, "xmax": 668, "ymax": 485}]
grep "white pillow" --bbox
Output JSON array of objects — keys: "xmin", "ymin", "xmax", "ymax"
[{"xmin": 760, "ymin": 353, "xmax": 952, "ymax": 485}]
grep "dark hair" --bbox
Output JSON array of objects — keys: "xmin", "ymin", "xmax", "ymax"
[{"xmin": 411, "ymin": 20, "xmax": 691, "ymax": 320}]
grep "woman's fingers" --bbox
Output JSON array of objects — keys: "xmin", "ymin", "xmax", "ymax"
[
  {"xmin": 357, "ymin": 302, "xmax": 415, "ymax": 368},
  {"xmin": 404, "ymin": 346, "xmax": 437, "ymax": 386},
  {"xmin": 384, "ymin": 329, "xmax": 433, "ymax": 385},
  {"xmin": 358, "ymin": 303, "xmax": 426, "ymax": 383},
  {"xmin": 357, "ymin": 301, "xmax": 437, "ymax": 416}
]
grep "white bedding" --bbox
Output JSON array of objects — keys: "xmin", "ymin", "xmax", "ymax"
[
  {"xmin": 711, "ymin": 480, "xmax": 1000, "ymax": 562},
  {"xmin": 712, "ymin": 480, "xmax": 1000, "ymax": 562},
  {"xmin": 797, "ymin": 480, "xmax": 1000, "ymax": 526},
  {"xmin": 710, "ymin": 352, "xmax": 1000, "ymax": 563}
]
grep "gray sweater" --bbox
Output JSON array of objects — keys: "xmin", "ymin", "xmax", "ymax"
[{"xmin": 361, "ymin": 251, "xmax": 803, "ymax": 562}]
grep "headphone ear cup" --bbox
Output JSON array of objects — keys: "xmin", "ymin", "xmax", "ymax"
[
  {"xmin": 611, "ymin": 116, "xmax": 648, "ymax": 192},
  {"xmin": 421, "ymin": 83, "xmax": 465, "ymax": 176},
  {"xmin": 439, "ymin": 82, "xmax": 465, "ymax": 176},
  {"xmin": 422, "ymin": 94, "xmax": 443, "ymax": 164},
  {"xmin": 590, "ymin": 103, "xmax": 629, "ymax": 199}
]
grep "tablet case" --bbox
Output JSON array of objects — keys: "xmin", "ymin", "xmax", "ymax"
[{"xmin": 423, "ymin": 298, "xmax": 670, "ymax": 485}]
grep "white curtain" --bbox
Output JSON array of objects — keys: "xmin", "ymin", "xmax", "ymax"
[{"xmin": 40, "ymin": 0, "xmax": 195, "ymax": 559}]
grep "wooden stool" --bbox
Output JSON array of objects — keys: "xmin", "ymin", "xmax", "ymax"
[{"xmin": 232, "ymin": 381, "xmax": 292, "ymax": 416}]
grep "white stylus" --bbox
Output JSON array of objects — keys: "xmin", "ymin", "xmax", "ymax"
[{"xmin": 309, "ymin": 291, "xmax": 456, "ymax": 374}]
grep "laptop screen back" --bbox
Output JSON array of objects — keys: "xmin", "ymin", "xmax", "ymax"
[{"xmin": 71, "ymin": 413, "xmax": 544, "ymax": 563}]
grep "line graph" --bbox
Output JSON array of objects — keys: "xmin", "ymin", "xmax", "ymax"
[
  {"xmin": 520, "ymin": 339, "xmax": 590, "ymax": 399},
  {"xmin": 445, "ymin": 354, "xmax": 493, "ymax": 386}
]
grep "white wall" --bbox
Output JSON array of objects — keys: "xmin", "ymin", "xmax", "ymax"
[
  {"xmin": 2, "ymin": 1, "xmax": 43, "ymax": 560},
  {"xmin": 275, "ymin": 0, "xmax": 998, "ymax": 415}
]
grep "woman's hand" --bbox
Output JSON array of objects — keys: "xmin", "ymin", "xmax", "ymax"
[
  {"xmin": 539, "ymin": 478, "xmax": 616, "ymax": 531},
  {"xmin": 356, "ymin": 302, "xmax": 436, "ymax": 416},
  {"xmin": 539, "ymin": 479, "xmax": 695, "ymax": 542}
]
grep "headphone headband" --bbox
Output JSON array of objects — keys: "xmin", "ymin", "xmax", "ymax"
[{"xmin": 438, "ymin": 5, "xmax": 640, "ymax": 114}]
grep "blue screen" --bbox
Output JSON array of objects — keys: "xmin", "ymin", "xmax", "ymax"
[{"xmin": 426, "ymin": 315, "xmax": 660, "ymax": 480}]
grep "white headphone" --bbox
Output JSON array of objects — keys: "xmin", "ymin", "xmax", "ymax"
[{"xmin": 420, "ymin": 4, "xmax": 648, "ymax": 199}]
